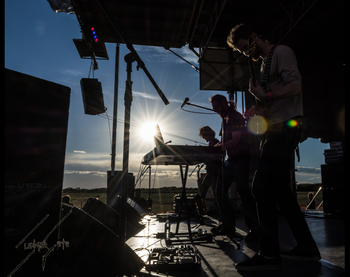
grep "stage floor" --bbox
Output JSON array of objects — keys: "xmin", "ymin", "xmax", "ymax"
[{"xmin": 126, "ymin": 211, "xmax": 345, "ymax": 277}]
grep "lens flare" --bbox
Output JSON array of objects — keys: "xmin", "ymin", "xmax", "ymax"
[
  {"xmin": 247, "ymin": 116, "xmax": 267, "ymax": 135},
  {"xmin": 286, "ymin": 119, "xmax": 298, "ymax": 128},
  {"xmin": 140, "ymin": 122, "xmax": 157, "ymax": 141}
]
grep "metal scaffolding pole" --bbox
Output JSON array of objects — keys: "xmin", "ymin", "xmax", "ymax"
[{"xmin": 110, "ymin": 43, "xmax": 120, "ymax": 175}]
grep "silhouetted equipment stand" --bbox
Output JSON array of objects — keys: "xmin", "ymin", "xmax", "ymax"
[
  {"xmin": 95, "ymin": 2, "xmax": 169, "ymax": 275},
  {"xmin": 118, "ymin": 53, "xmax": 136, "ymax": 274},
  {"xmin": 175, "ymin": 165, "xmax": 193, "ymax": 242}
]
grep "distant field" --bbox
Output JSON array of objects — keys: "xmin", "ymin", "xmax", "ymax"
[
  {"xmin": 63, "ymin": 186, "xmax": 323, "ymax": 213},
  {"xmin": 64, "ymin": 188, "xmax": 199, "ymax": 213}
]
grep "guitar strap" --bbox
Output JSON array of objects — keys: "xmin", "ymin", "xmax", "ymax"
[{"xmin": 260, "ymin": 45, "xmax": 276, "ymax": 90}]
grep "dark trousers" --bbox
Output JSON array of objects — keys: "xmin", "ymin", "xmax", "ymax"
[
  {"xmin": 214, "ymin": 158, "xmax": 258, "ymax": 232},
  {"xmin": 252, "ymin": 121, "xmax": 317, "ymax": 257}
]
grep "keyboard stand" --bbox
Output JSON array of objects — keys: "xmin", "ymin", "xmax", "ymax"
[{"xmin": 174, "ymin": 164, "xmax": 194, "ymax": 243}]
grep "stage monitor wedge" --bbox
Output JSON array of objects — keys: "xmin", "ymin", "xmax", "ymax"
[
  {"xmin": 58, "ymin": 204, "xmax": 144, "ymax": 276},
  {"xmin": 82, "ymin": 197, "xmax": 145, "ymax": 240}
]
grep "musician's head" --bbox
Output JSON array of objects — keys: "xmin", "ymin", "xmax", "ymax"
[
  {"xmin": 227, "ymin": 24, "xmax": 266, "ymax": 61},
  {"xmin": 199, "ymin": 126, "xmax": 216, "ymax": 142},
  {"xmin": 210, "ymin": 94, "xmax": 236, "ymax": 117}
]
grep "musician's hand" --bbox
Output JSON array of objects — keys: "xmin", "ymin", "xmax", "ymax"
[
  {"xmin": 244, "ymin": 105, "xmax": 265, "ymax": 118},
  {"xmin": 249, "ymin": 78, "xmax": 267, "ymax": 101},
  {"xmin": 214, "ymin": 142, "xmax": 222, "ymax": 147},
  {"xmin": 244, "ymin": 105, "xmax": 257, "ymax": 119}
]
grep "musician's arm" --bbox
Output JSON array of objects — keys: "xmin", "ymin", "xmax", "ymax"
[
  {"xmin": 224, "ymin": 131, "xmax": 241, "ymax": 148},
  {"xmin": 249, "ymin": 79, "xmax": 301, "ymax": 101},
  {"xmin": 265, "ymin": 82, "xmax": 301, "ymax": 100}
]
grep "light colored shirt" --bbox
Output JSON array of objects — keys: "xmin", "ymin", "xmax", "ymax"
[{"xmin": 261, "ymin": 45, "xmax": 303, "ymax": 126}]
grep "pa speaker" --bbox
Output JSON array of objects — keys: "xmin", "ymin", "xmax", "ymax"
[
  {"xmin": 107, "ymin": 171, "xmax": 135, "ymax": 207},
  {"xmin": 80, "ymin": 78, "xmax": 106, "ymax": 115},
  {"xmin": 5, "ymin": 68, "xmax": 70, "ymax": 276},
  {"xmin": 57, "ymin": 204, "xmax": 144, "ymax": 276},
  {"xmin": 82, "ymin": 198, "xmax": 145, "ymax": 239}
]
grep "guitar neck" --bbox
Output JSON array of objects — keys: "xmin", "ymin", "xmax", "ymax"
[
  {"xmin": 248, "ymin": 56, "xmax": 264, "ymax": 107},
  {"xmin": 248, "ymin": 56, "xmax": 256, "ymax": 84}
]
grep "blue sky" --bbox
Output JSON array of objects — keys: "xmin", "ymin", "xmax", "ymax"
[{"xmin": 5, "ymin": 1, "xmax": 328, "ymax": 189}]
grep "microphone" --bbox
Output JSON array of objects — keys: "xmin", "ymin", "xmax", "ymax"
[{"xmin": 181, "ymin": 97, "xmax": 189, "ymax": 108}]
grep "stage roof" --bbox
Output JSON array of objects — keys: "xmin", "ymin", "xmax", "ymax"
[
  {"xmin": 72, "ymin": 0, "xmax": 343, "ymax": 56},
  {"xmin": 71, "ymin": 0, "xmax": 344, "ymax": 142}
]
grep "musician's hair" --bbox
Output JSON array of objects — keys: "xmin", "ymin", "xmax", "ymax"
[
  {"xmin": 209, "ymin": 94, "xmax": 237, "ymax": 110},
  {"xmin": 199, "ymin": 126, "xmax": 216, "ymax": 139},
  {"xmin": 227, "ymin": 24, "xmax": 261, "ymax": 50},
  {"xmin": 62, "ymin": 195, "xmax": 71, "ymax": 204}
]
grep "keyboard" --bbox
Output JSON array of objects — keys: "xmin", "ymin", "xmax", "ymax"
[{"xmin": 141, "ymin": 145, "xmax": 224, "ymax": 165}]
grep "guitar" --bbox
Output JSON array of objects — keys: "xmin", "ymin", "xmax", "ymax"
[
  {"xmin": 247, "ymin": 36, "xmax": 268, "ymax": 116},
  {"xmin": 247, "ymin": 35, "xmax": 257, "ymax": 89}
]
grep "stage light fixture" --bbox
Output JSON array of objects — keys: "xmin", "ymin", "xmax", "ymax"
[{"xmin": 91, "ymin": 27, "xmax": 98, "ymax": 42}]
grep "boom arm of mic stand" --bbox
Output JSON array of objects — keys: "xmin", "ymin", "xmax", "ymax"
[
  {"xmin": 134, "ymin": 52, "xmax": 169, "ymax": 105},
  {"xmin": 96, "ymin": 0, "xmax": 169, "ymax": 105},
  {"xmin": 187, "ymin": 102, "xmax": 214, "ymax": 111}
]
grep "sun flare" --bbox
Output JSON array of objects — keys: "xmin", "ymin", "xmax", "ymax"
[{"xmin": 140, "ymin": 122, "xmax": 158, "ymax": 141}]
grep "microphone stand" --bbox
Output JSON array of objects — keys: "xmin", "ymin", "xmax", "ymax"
[{"xmin": 182, "ymin": 99, "xmax": 214, "ymax": 112}]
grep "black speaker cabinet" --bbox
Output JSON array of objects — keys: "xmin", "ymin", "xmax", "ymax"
[
  {"xmin": 5, "ymin": 69, "xmax": 70, "ymax": 276},
  {"xmin": 321, "ymin": 163, "xmax": 344, "ymax": 214},
  {"xmin": 80, "ymin": 78, "xmax": 106, "ymax": 115},
  {"xmin": 107, "ymin": 171, "xmax": 135, "ymax": 208},
  {"xmin": 57, "ymin": 204, "xmax": 144, "ymax": 276},
  {"xmin": 82, "ymin": 198, "xmax": 145, "ymax": 239}
]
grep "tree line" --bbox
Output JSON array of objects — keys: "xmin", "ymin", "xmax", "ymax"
[
  {"xmin": 63, "ymin": 184, "xmax": 321, "ymax": 194},
  {"xmin": 62, "ymin": 186, "xmax": 199, "ymax": 193}
]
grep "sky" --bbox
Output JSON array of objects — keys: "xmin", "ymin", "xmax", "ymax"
[{"xmin": 5, "ymin": 1, "xmax": 329, "ymax": 189}]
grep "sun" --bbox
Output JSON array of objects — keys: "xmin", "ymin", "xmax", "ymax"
[{"xmin": 140, "ymin": 122, "xmax": 158, "ymax": 141}]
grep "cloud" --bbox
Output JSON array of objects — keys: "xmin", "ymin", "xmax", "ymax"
[
  {"xmin": 64, "ymin": 151, "xmax": 111, "ymax": 173},
  {"xmin": 63, "ymin": 150, "xmax": 201, "ymax": 189},
  {"xmin": 63, "ymin": 170, "xmax": 107, "ymax": 189},
  {"xmin": 36, "ymin": 21, "xmax": 46, "ymax": 36},
  {"xmin": 64, "ymin": 170, "xmax": 105, "ymax": 176},
  {"xmin": 135, "ymin": 45, "xmax": 199, "ymax": 66},
  {"xmin": 295, "ymin": 166, "xmax": 321, "ymax": 174},
  {"xmin": 168, "ymin": 98, "xmax": 183, "ymax": 104},
  {"xmin": 132, "ymin": 90, "xmax": 183, "ymax": 104},
  {"xmin": 73, "ymin": 150, "xmax": 86, "ymax": 154},
  {"xmin": 295, "ymin": 166, "xmax": 321, "ymax": 183},
  {"xmin": 156, "ymin": 170, "xmax": 180, "ymax": 179},
  {"xmin": 173, "ymin": 47, "xmax": 199, "ymax": 65},
  {"xmin": 61, "ymin": 69, "xmax": 84, "ymax": 76},
  {"xmin": 133, "ymin": 91, "xmax": 159, "ymax": 100}
]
